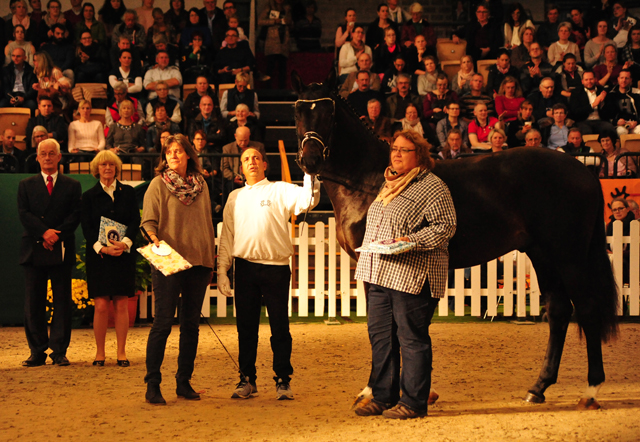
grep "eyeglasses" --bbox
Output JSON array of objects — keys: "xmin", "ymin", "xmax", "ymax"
[
  {"xmin": 612, "ymin": 207, "xmax": 627, "ymax": 212},
  {"xmin": 391, "ymin": 148, "xmax": 416, "ymax": 154},
  {"xmin": 226, "ymin": 34, "xmax": 238, "ymax": 38}
]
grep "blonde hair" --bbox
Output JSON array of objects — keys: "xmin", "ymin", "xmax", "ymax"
[
  {"xmin": 75, "ymin": 99, "xmax": 92, "ymax": 116},
  {"xmin": 90, "ymin": 150, "xmax": 122, "ymax": 178}
]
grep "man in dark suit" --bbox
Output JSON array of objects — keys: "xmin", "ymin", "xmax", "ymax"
[
  {"xmin": 1, "ymin": 47, "xmax": 38, "ymax": 115},
  {"xmin": 221, "ymin": 126, "xmax": 266, "ymax": 194},
  {"xmin": 348, "ymin": 70, "xmax": 382, "ymax": 117},
  {"xmin": 25, "ymin": 96, "xmax": 69, "ymax": 153},
  {"xmin": 569, "ymin": 69, "xmax": 615, "ymax": 135},
  {"xmin": 17, "ymin": 138, "xmax": 82, "ymax": 367},
  {"xmin": 199, "ymin": 0, "xmax": 227, "ymax": 56}
]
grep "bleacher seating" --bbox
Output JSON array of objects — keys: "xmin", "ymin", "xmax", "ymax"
[
  {"xmin": 436, "ymin": 39, "xmax": 466, "ymax": 62},
  {"xmin": 476, "ymin": 60, "xmax": 495, "ymax": 88},
  {"xmin": 583, "ymin": 134, "xmax": 601, "ymax": 152},
  {"xmin": 0, "ymin": 108, "xmax": 31, "ymax": 137},
  {"xmin": 621, "ymin": 134, "xmax": 640, "ymax": 152},
  {"xmin": 440, "ymin": 60, "xmax": 461, "ymax": 84}
]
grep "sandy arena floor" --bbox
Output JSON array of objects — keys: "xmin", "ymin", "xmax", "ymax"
[{"xmin": 1, "ymin": 322, "xmax": 639, "ymax": 442}]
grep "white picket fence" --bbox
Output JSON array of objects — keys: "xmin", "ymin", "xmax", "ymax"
[{"xmin": 138, "ymin": 219, "xmax": 640, "ymax": 320}]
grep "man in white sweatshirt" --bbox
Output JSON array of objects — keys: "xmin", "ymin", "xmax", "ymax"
[{"xmin": 218, "ymin": 148, "xmax": 320, "ymax": 401}]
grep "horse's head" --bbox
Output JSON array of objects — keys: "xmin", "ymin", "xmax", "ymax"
[{"xmin": 291, "ymin": 69, "xmax": 337, "ymax": 175}]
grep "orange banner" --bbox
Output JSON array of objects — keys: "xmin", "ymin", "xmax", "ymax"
[{"xmin": 600, "ymin": 179, "xmax": 640, "ymax": 222}]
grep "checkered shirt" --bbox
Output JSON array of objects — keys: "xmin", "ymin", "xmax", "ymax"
[{"xmin": 355, "ymin": 170, "xmax": 457, "ymax": 297}]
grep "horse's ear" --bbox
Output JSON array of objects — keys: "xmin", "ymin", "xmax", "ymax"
[
  {"xmin": 324, "ymin": 68, "xmax": 337, "ymax": 90},
  {"xmin": 291, "ymin": 70, "xmax": 305, "ymax": 95}
]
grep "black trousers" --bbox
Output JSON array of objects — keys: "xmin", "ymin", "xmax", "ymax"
[
  {"xmin": 23, "ymin": 263, "xmax": 73, "ymax": 358},
  {"xmin": 145, "ymin": 266, "xmax": 212, "ymax": 385},
  {"xmin": 234, "ymin": 258, "xmax": 293, "ymax": 383}
]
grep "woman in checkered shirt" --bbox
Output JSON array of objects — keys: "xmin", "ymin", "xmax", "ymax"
[{"xmin": 354, "ymin": 129, "xmax": 457, "ymax": 420}]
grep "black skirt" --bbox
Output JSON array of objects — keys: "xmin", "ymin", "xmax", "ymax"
[{"xmin": 86, "ymin": 248, "xmax": 136, "ymax": 299}]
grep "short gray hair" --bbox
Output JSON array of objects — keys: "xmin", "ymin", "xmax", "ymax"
[
  {"xmin": 37, "ymin": 138, "xmax": 61, "ymax": 155},
  {"xmin": 113, "ymin": 81, "xmax": 128, "ymax": 93}
]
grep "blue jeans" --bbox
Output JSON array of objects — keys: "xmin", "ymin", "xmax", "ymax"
[{"xmin": 367, "ymin": 282, "xmax": 440, "ymax": 412}]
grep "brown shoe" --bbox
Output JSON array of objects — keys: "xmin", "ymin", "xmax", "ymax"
[
  {"xmin": 354, "ymin": 400, "xmax": 388, "ymax": 416},
  {"xmin": 382, "ymin": 404, "xmax": 428, "ymax": 419}
]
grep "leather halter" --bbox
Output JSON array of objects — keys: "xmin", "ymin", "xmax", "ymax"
[{"xmin": 294, "ymin": 97, "xmax": 335, "ymax": 161}]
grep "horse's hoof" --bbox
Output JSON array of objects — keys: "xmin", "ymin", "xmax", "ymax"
[
  {"xmin": 351, "ymin": 395, "xmax": 371, "ymax": 410},
  {"xmin": 523, "ymin": 392, "xmax": 545, "ymax": 404},
  {"xmin": 577, "ymin": 398, "xmax": 601, "ymax": 410},
  {"xmin": 428, "ymin": 391, "xmax": 439, "ymax": 405}
]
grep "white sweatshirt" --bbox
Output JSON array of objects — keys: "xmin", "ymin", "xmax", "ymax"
[{"xmin": 218, "ymin": 175, "xmax": 320, "ymax": 272}]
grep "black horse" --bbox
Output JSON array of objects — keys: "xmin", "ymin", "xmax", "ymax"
[{"xmin": 291, "ymin": 69, "xmax": 618, "ymax": 410}]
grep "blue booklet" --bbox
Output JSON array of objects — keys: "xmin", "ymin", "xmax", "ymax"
[{"xmin": 98, "ymin": 216, "xmax": 130, "ymax": 253}]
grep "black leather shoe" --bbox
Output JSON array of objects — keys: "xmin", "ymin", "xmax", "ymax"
[
  {"xmin": 176, "ymin": 381, "xmax": 201, "ymax": 400},
  {"xmin": 22, "ymin": 354, "xmax": 46, "ymax": 367},
  {"xmin": 146, "ymin": 384, "xmax": 166, "ymax": 405},
  {"xmin": 51, "ymin": 355, "xmax": 70, "ymax": 366},
  {"xmin": 116, "ymin": 359, "xmax": 130, "ymax": 367},
  {"xmin": 93, "ymin": 360, "xmax": 105, "ymax": 366}
]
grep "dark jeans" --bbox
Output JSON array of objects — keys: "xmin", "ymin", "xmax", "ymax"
[
  {"xmin": 368, "ymin": 282, "xmax": 440, "ymax": 412},
  {"xmin": 145, "ymin": 265, "xmax": 212, "ymax": 385},
  {"xmin": 0, "ymin": 97, "xmax": 37, "ymax": 116},
  {"xmin": 577, "ymin": 120, "xmax": 616, "ymax": 136},
  {"xmin": 23, "ymin": 263, "xmax": 73, "ymax": 358},
  {"xmin": 234, "ymin": 258, "xmax": 293, "ymax": 383}
]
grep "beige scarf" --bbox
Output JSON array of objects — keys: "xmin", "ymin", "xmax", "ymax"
[{"xmin": 375, "ymin": 166, "xmax": 422, "ymax": 206}]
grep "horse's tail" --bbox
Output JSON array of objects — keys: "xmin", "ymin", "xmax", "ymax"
[{"xmin": 580, "ymin": 194, "xmax": 619, "ymax": 342}]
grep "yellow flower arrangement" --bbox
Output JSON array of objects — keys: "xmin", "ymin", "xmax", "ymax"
[{"xmin": 46, "ymin": 279, "xmax": 95, "ymax": 324}]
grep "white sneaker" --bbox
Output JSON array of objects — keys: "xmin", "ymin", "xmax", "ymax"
[
  {"xmin": 231, "ymin": 378, "xmax": 258, "ymax": 399},
  {"xmin": 275, "ymin": 379, "xmax": 294, "ymax": 400}
]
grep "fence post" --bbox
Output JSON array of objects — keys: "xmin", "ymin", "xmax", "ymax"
[
  {"xmin": 612, "ymin": 220, "xmax": 624, "ymax": 315},
  {"xmin": 340, "ymin": 246, "xmax": 351, "ymax": 317},
  {"xmin": 327, "ymin": 218, "xmax": 338, "ymax": 322},
  {"xmin": 314, "ymin": 221, "xmax": 326, "ymax": 317},
  {"xmin": 503, "ymin": 251, "xmax": 515, "ymax": 316},
  {"xmin": 487, "ymin": 258, "xmax": 498, "ymax": 318},
  {"xmin": 631, "ymin": 221, "xmax": 640, "ymax": 316},
  {"xmin": 528, "ymin": 255, "xmax": 540, "ymax": 316},
  {"xmin": 516, "ymin": 251, "xmax": 527, "ymax": 318},
  {"xmin": 298, "ymin": 222, "xmax": 309, "ymax": 317},
  {"xmin": 470, "ymin": 264, "xmax": 481, "ymax": 316}
]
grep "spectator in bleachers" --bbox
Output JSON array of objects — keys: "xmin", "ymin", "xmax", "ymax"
[
  {"xmin": 5, "ymin": 24, "xmax": 36, "ymax": 66},
  {"xmin": 109, "ymin": 36, "xmax": 142, "ymax": 75},
  {"xmin": 199, "ymin": 0, "xmax": 227, "ymax": 53},
  {"xmin": 146, "ymin": 80, "xmax": 181, "ymax": 125},
  {"xmin": 459, "ymin": 73, "xmax": 495, "ymax": 121},
  {"xmin": 486, "ymin": 49, "xmax": 519, "ymax": 96},
  {"xmin": 436, "ymin": 101, "xmax": 468, "ymax": 147},
  {"xmin": 527, "ymin": 77, "xmax": 567, "ymax": 127},
  {"xmin": 8, "ymin": 1, "xmax": 38, "ymax": 46},
  {"xmin": 390, "ymin": 103, "xmax": 438, "ymax": 147},
  {"xmin": 502, "ymin": 3, "xmax": 533, "ymax": 50},
  {"xmin": 452, "ymin": 2, "xmax": 501, "ymax": 62},
  {"xmin": 224, "ymin": 15, "xmax": 247, "ymax": 46},
  {"xmin": 191, "ymin": 129, "xmax": 213, "ymax": 182},
  {"xmin": 416, "ymin": 55, "xmax": 439, "ymax": 96},
  {"xmin": 68, "ymin": 99, "xmax": 105, "ymax": 157},
  {"xmin": 109, "ymin": 49, "xmax": 143, "ymax": 98},
  {"xmin": 146, "ymin": 102, "xmax": 181, "ymax": 151},
  {"xmin": 366, "ymin": 3, "xmax": 396, "ymax": 52},
  {"xmin": 603, "ymin": 69, "xmax": 640, "ymax": 135},
  {"xmin": 569, "ymin": 8, "xmax": 589, "ymax": 51},
  {"xmin": 385, "ymin": 73, "xmax": 421, "ymax": 122},
  {"xmin": 112, "ymin": 9, "xmax": 146, "ymax": 50},
  {"xmin": 144, "ymin": 50, "xmax": 182, "ymax": 100},
  {"xmin": 1, "ymin": 47, "xmax": 38, "ymax": 113},
  {"xmin": 105, "ymin": 98, "xmax": 146, "ymax": 157},
  {"xmin": 373, "ymin": 27, "xmax": 401, "ymax": 75},
  {"xmin": 294, "ymin": 0, "xmax": 321, "ymax": 52},
  {"xmin": 404, "ymin": 34, "xmax": 427, "ymax": 81},
  {"xmin": 562, "ymin": 127, "xmax": 591, "ymax": 154},
  {"xmin": 348, "ymin": 70, "xmax": 381, "ymax": 117},
  {"xmin": 506, "ymin": 100, "xmax": 537, "ymax": 147},
  {"xmin": 387, "ymin": 0, "xmax": 410, "ymax": 26},
  {"xmin": 146, "ymin": 33, "xmax": 180, "ymax": 67},
  {"xmin": 187, "ymin": 94, "xmax": 226, "ymax": 155},
  {"xmin": 511, "ymin": 27, "xmax": 539, "ymax": 70},
  {"xmin": 73, "ymin": 3, "xmax": 106, "ymax": 47},
  {"xmin": 136, "ymin": 0, "xmax": 154, "ymax": 33},
  {"xmin": 524, "ymin": 128, "xmax": 543, "ymax": 148},
  {"xmin": 226, "ymin": 103, "xmax": 262, "ymax": 143},
  {"xmin": 338, "ymin": 26, "xmax": 370, "ymax": 81},
  {"xmin": 63, "ymin": 0, "xmax": 83, "ymax": 30},
  {"xmin": 439, "ymin": 128, "xmax": 471, "ymax": 159},
  {"xmin": 555, "ymin": 53, "xmax": 582, "ymax": 99},
  {"xmin": 537, "ymin": 4, "xmax": 560, "ymax": 52},
  {"xmin": 0, "ymin": 128, "xmax": 26, "ymax": 173},
  {"xmin": 98, "ymin": 0, "xmax": 125, "ymax": 39},
  {"xmin": 541, "ymin": 103, "xmax": 573, "ymax": 150},
  {"xmin": 105, "ymin": 81, "xmax": 146, "ymax": 127},
  {"xmin": 363, "ymin": 98, "xmax": 392, "ymax": 142},
  {"xmin": 146, "ymin": 7, "xmax": 176, "ymax": 51},
  {"xmin": 213, "ymin": 28, "xmax": 255, "ymax": 84},
  {"xmin": 152, "ymin": 129, "xmax": 173, "ymax": 154},
  {"xmin": 221, "ymin": 126, "xmax": 266, "ymax": 194},
  {"xmin": 488, "ymin": 127, "xmax": 507, "ymax": 152},
  {"xmin": 25, "ymin": 95, "xmax": 67, "ymax": 152},
  {"xmin": 452, "ymin": 55, "xmax": 475, "ymax": 96},
  {"xmin": 184, "ymin": 75, "xmax": 219, "ymax": 122},
  {"xmin": 220, "ymin": 72, "xmax": 259, "ymax": 119},
  {"xmin": 621, "ymin": 25, "xmax": 640, "ymax": 85},
  {"xmin": 423, "ymin": 74, "xmax": 458, "ymax": 125},
  {"xmin": 32, "ymin": 51, "xmax": 62, "ymax": 100},
  {"xmin": 258, "ymin": 0, "xmax": 292, "ymax": 90},
  {"xmin": 400, "ymin": 2, "xmax": 435, "ymax": 51},
  {"xmin": 610, "ymin": 1, "xmax": 637, "ymax": 47},
  {"xmin": 468, "ymin": 102, "xmax": 498, "ymax": 151},
  {"xmin": 495, "ymin": 76, "xmax": 524, "ymax": 123},
  {"xmin": 380, "ymin": 55, "xmax": 406, "ymax": 96},
  {"xmin": 339, "ymin": 52, "xmax": 380, "ymax": 98},
  {"xmin": 165, "ymin": 0, "xmax": 188, "ymax": 35},
  {"xmin": 29, "ymin": 0, "xmax": 45, "ymax": 26},
  {"xmin": 584, "ymin": 20, "xmax": 614, "ymax": 69},
  {"xmin": 590, "ymin": 0, "xmax": 613, "ymax": 27},
  {"xmin": 547, "ymin": 22, "xmax": 582, "ymax": 68},
  {"xmin": 74, "ymin": 30, "xmax": 108, "ymax": 83},
  {"xmin": 594, "ymin": 43, "xmax": 622, "ymax": 90},
  {"xmin": 569, "ymin": 70, "xmax": 612, "ymax": 135},
  {"xmin": 180, "ymin": 31, "xmax": 213, "ymax": 84},
  {"xmin": 180, "ymin": 7, "xmax": 212, "ymax": 50},
  {"xmin": 599, "ymin": 130, "xmax": 636, "ymax": 177},
  {"xmin": 41, "ymin": 24, "xmax": 74, "ymax": 84},
  {"xmin": 37, "ymin": 0, "xmax": 68, "ymax": 47},
  {"xmin": 519, "ymin": 42, "xmax": 553, "ymax": 97},
  {"xmin": 335, "ymin": 8, "xmax": 356, "ymax": 51}
]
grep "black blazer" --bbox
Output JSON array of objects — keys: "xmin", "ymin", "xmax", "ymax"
[
  {"xmin": 569, "ymin": 85, "xmax": 606, "ymax": 122},
  {"xmin": 17, "ymin": 174, "xmax": 82, "ymax": 265}
]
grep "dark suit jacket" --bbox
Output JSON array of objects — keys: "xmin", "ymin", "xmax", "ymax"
[
  {"xmin": 569, "ymin": 85, "xmax": 606, "ymax": 123},
  {"xmin": 17, "ymin": 174, "xmax": 82, "ymax": 266},
  {"xmin": 25, "ymin": 115, "xmax": 69, "ymax": 152},
  {"xmin": 2, "ymin": 62, "xmax": 38, "ymax": 102}
]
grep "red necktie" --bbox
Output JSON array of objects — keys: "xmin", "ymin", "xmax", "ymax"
[{"xmin": 47, "ymin": 176, "xmax": 53, "ymax": 195}]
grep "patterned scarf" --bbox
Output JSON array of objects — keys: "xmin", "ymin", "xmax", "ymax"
[
  {"xmin": 375, "ymin": 166, "xmax": 422, "ymax": 206},
  {"xmin": 161, "ymin": 168, "xmax": 205, "ymax": 205},
  {"xmin": 401, "ymin": 118, "xmax": 424, "ymax": 137},
  {"xmin": 457, "ymin": 69, "xmax": 475, "ymax": 91}
]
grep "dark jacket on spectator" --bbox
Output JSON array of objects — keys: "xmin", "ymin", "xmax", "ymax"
[
  {"xmin": 519, "ymin": 60, "xmax": 554, "ymax": 96},
  {"xmin": 602, "ymin": 86, "xmax": 640, "ymax": 124},
  {"xmin": 2, "ymin": 62, "xmax": 38, "ymax": 102},
  {"xmin": 0, "ymin": 146, "xmax": 27, "ymax": 173},
  {"xmin": 372, "ymin": 42, "xmax": 403, "ymax": 74},
  {"xmin": 569, "ymin": 85, "xmax": 607, "ymax": 122},
  {"xmin": 25, "ymin": 114, "xmax": 69, "ymax": 152},
  {"xmin": 225, "ymin": 87, "xmax": 258, "ymax": 117},
  {"xmin": 385, "ymin": 92, "xmax": 422, "ymax": 120},
  {"xmin": 183, "ymin": 89, "xmax": 219, "ymax": 124},
  {"xmin": 212, "ymin": 42, "xmax": 256, "ymax": 84},
  {"xmin": 526, "ymin": 90, "xmax": 568, "ymax": 122},
  {"xmin": 400, "ymin": 19, "xmax": 436, "ymax": 48},
  {"xmin": 452, "ymin": 18, "xmax": 501, "ymax": 61},
  {"xmin": 41, "ymin": 41, "xmax": 75, "ymax": 72},
  {"xmin": 486, "ymin": 65, "xmax": 520, "ymax": 95},
  {"xmin": 186, "ymin": 112, "xmax": 227, "ymax": 152}
]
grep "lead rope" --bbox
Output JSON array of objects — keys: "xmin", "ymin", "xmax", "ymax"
[{"xmin": 200, "ymin": 312, "xmax": 248, "ymax": 382}]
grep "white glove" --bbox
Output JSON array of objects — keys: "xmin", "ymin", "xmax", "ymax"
[{"xmin": 217, "ymin": 272, "xmax": 233, "ymax": 297}]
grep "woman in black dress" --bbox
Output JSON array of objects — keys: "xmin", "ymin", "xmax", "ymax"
[{"xmin": 81, "ymin": 150, "xmax": 140, "ymax": 367}]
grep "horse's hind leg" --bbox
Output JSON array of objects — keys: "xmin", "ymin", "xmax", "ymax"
[{"xmin": 572, "ymin": 303, "xmax": 607, "ymax": 410}]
